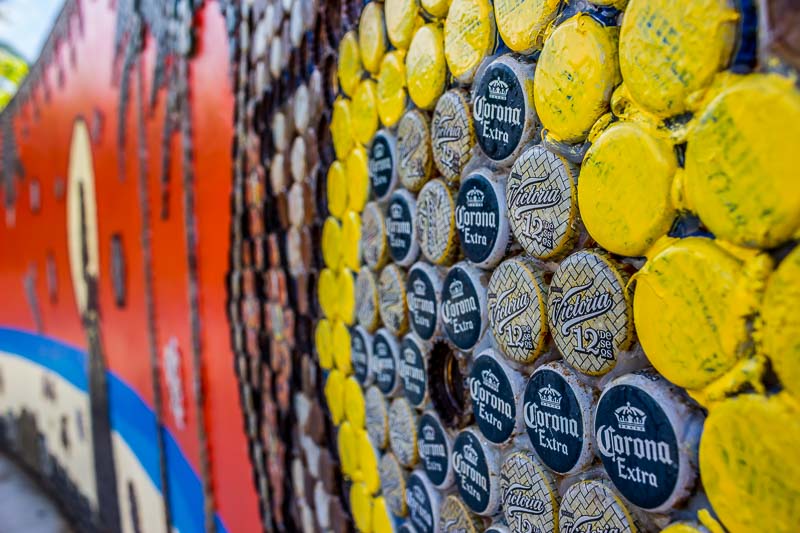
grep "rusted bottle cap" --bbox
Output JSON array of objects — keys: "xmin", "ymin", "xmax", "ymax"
[
  {"xmin": 418, "ymin": 410, "xmax": 455, "ymax": 489},
  {"xmin": 388, "ymin": 189, "xmax": 421, "ymax": 267},
  {"xmin": 400, "ymin": 334, "xmax": 429, "ymax": 409},
  {"xmin": 523, "ymin": 361, "xmax": 596, "ymax": 475},
  {"xmin": 455, "ymin": 169, "xmax": 511, "ymax": 269},
  {"xmin": 373, "ymin": 328, "xmax": 403, "ymax": 396},
  {"xmin": 452, "ymin": 427, "xmax": 501, "ymax": 516},
  {"xmin": 468, "ymin": 349, "xmax": 525, "ymax": 445},
  {"xmin": 500, "ymin": 450, "xmax": 558, "ymax": 532},
  {"xmin": 407, "ymin": 262, "xmax": 443, "ymax": 342},
  {"xmin": 441, "ymin": 262, "xmax": 488, "ymax": 352}
]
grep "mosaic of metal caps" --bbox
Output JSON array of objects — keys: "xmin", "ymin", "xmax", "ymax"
[{"xmin": 313, "ymin": 1, "xmax": 800, "ymax": 533}]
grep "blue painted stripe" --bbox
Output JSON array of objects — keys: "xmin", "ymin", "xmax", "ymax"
[{"xmin": 0, "ymin": 327, "xmax": 230, "ymax": 533}]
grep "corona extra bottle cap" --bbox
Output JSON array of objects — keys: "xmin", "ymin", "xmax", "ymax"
[
  {"xmin": 388, "ymin": 190, "xmax": 420, "ymax": 267},
  {"xmin": 407, "ymin": 262, "xmax": 443, "ymax": 342},
  {"xmin": 373, "ymin": 328, "xmax": 403, "ymax": 396},
  {"xmin": 441, "ymin": 262, "xmax": 488, "ymax": 352},
  {"xmin": 378, "ymin": 50, "xmax": 408, "ymax": 128},
  {"xmin": 406, "ymin": 24, "xmax": 447, "ymax": 110},
  {"xmin": 362, "ymin": 202, "xmax": 390, "ymax": 271},
  {"xmin": 580, "ymin": 122, "xmax": 677, "ymax": 257},
  {"xmin": 352, "ymin": 79, "xmax": 380, "ymax": 146},
  {"xmin": 407, "ymin": 470, "xmax": 442, "ymax": 533},
  {"xmin": 534, "ymin": 14, "xmax": 620, "ymax": 143},
  {"xmin": 488, "ymin": 256, "xmax": 548, "ymax": 364},
  {"xmin": 352, "ymin": 325, "xmax": 374, "ymax": 386},
  {"xmin": 452, "ymin": 427, "xmax": 501, "ymax": 516},
  {"xmin": 595, "ymin": 370, "xmax": 702, "ymax": 512},
  {"xmin": 559, "ymin": 479, "xmax": 638, "ymax": 533},
  {"xmin": 366, "ymin": 385, "xmax": 390, "ymax": 449},
  {"xmin": 359, "ymin": 1, "xmax": 389, "ymax": 74},
  {"xmin": 380, "ymin": 452, "xmax": 409, "ymax": 517},
  {"xmin": 500, "ymin": 451, "xmax": 558, "ymax": 532},
  {"xmin": 397, "ymin": 109, "xmax": 434, "ymax": 192},
  {"xmin": 346, "ymin": 145, "xmax": 371, "ymax": 212},
  {"xmin": 468, "ymin": 349, "xmax": 525, "ymax": 444},
  {"xmin": 432, "ymin": 89, "xmax": 475, "ymax": 185},
  {"xmin": 379, "ymin": 263, "xmax": 409, "ymax": 336},
  {"xmin": 400, "ymin": 334, "xmax": 429, "ymax": 409},
  {"xmin": 472, "ymin": 55, "xmax": 537, "ymax": 166},
  {"xmin": 455, "ymin": 170, "xmax": 510, "ymax": 269},
  {"xmin": 389, "ymin": 397, "xmax": 420, "ymax": 467},
  {"xmin": 370, "ymin": 130, "xmax": 400, "ymax": 202},
  {"xmin": 418, "ymin": 410, "xmax": 454, "ymax": 489},
  {"xmin": 507, "ymin": 144, "xmax": 579, "ymax": 261},
  {"xmin": 417, "ymin": 179, "xmax": 459, "ymax": 265},
  {"xmin": 548, "ymin": 249, "xmax": 632, "ymax": 376},
  {"xmin": 523, "ymin": 361, "xmax": 596, "ymax": 475},
  {"xmin": 338, "ymin": 31, "xmax": 363, "ymax": 97},
  {"xmin": 444, "ymin": 0, "xmax": 497, "ymax": 84},
  {"xmin": 356, "ymin": 267, "xmax": 381, "ymax": 333},
  {"xmin": 619, "ymin": 0, "xmax": 738, "ymax": 117}
]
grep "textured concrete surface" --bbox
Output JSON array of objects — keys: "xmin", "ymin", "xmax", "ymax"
[{"xmin": 0, "ymin": 453, "xmax": 74, "ymax": 533}]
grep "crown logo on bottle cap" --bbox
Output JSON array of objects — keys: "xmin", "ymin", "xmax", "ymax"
[
  {"xmin": 413, "ymin": 278, "xmax": 427, "ymax": 296},
  {"xmin": 488, "ymin": 78, "xmax": 509, "ymax": 101},
  {"xmin": 423, "ymin": 425, "xmax": 435, "ymax": 441},
  {"xmin": 466, "ymin": 187, "xmax": 484, "ymax": 208},
  {"xmin": 463, "ymin": 443, "xmax": 479, "ymax": 465},
  {"xmin": 614, "ymin": 402, "xmax": 647, "ymax": 432},
  {"xmin": 481, "ymin": 369, "xmax": 500, "ymax": 392},
  {"xmin": 538, "ymin": 385, "xmax": 562, "ymax": 410},
  {"xmin": 390, "ymin": 203, "xmax": 403, "ymax": 219},
  {"xmin": 449, "ymin": 279, "xmax": 464, "ymax": 299},
  {"xmin": 374, "ymin": 142, "xmax": 385, "ymax": 158}
]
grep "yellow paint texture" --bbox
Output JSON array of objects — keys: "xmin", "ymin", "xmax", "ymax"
[
  {"xmin": 534, "ymin": 14, "xmax": 620, "ymax": 143},
  {"xmin": 315, "ymin": 319, "xmax": 334, "ymax": 369},
  {"xmin": 342, "ymin": 210, "xmax": 363, "ymax": 271},
  {"xmin": 493, "ymin": 0, "xmax": 559, "ymax": 53},
  {"xmin": 327, "ymin": 160, "xmax": 349, "ymax": 218},
  {"xmin": 333, "ymin": 320, "xmax": 353, "ymax": 374},
  {"xmin": 346, "ymin": 145, "xmax": 370, "ymax": 212},
  {"xmin": 352, "ymin": 79, "xmax": 380, "ymax": 146},
  {"xmin": 579, "ymin": 122, "xmax": 677, "ymax": 257},
  {"xmin": 332, "ymin": 97, "xmax": 355, "ymax": 159},
  {"xmin": 406, "ymin": 24, "xmax": 447, "ymax": 110},
  {"xmin": 684, "ymin": 74, "xmax": 800, "ymax": 249},
  {"xmin": 444, "ymin": 0, "xmax": 496, "ymax": 83},
  {"xmin": 338, "ymin": 31, "xmax": 364, "ymax": 97},
  {"xmin": 634, "ymin": 238, "xmax": 750, "ymax": 389},
  {"xmin": 371, "ymin": 497, "xmax": 394, "ymax": 533},
  {"xmin": 322, "ymin": 216, "xmax": 343, "ymax": 270},
  {"xmin": 422, "ymin": 0, "xmax": 452, "ymax": 18},
  {"xmin": 619, "ymin": 0, "xmax": 737, "ymax": 117},
  {"xmin": 327, "ymin": 370, "xmax": 346, "ymax": 425},
  {"xmin": 386, "ymin": 0, "xmax": 422, "ymax": 49},
  {"xmin": 337, "ymin": 267, "xmax": 356, "ymax": 324},
  {"xmin": 345, "ymin": 376, "xmax": 367, "ymax": 428},
  {"xmin": 700, "ymin": 393, "xmax": 800, "ymax": 533},
  {"xmin": 358, "ymin": 430, "xmax": 381, "ymax": 494},
  {"xmin": 351, "ymin": 481, "xmax": 374, "ymax": 532},
  {"xmin": 318, "ymin": 268, "xmax": 338, "ymax": 319},
  {"xmin": 359, "ymin": 2, "xmax": 388, "ymax": 74},
  {"xmin": 377, "ymin": 50, "xmax": 408, "ymax": 127}
]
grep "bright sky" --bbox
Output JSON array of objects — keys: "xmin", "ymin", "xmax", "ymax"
[{"xmin": 0, "ymin": 0, "xmax": 66, "ymax": 62}]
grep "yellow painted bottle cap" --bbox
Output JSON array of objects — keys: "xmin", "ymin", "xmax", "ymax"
[
  {"xmin": 351, "ymin": 482, "xmax": 374, "ymax": 532},
  {"xmin": 327, "ymin": 160, "xmax": 349, "ymax": 219},
  {"xmin": 378, "ymin": 264, "xmax": 409, "ymax": 336},
  {"xmin": 371, "ymin": 497, "xmax": 395, "ymax": 533},
  {"xmin": 336, "ymin": 267, "xmax": 356, "ymax": 325},
  {"xmin": 661, "ymin": 523, "xmax": 709, "ymax": 533},
  {"xmin": 700, "ymin": 393, "xmax": 800, "ymax": 532},
  {"xmin": 619, "ymin": 0, "xmax": 737, "ymax": 117},
  {"xmin": 345, "ymin": 375, "xmax": 367, "ymax": 428},
  {"xmin": 422, "ymin": 0, "xmax": 451, "ymax": 18},
  {"xmin": 406, "ymin": 24, "xmax": 447, "ymax": 110},
  {"xmin": 579, "ymin": 122, "xmax": 677, "ymax": 257},
  {"xmin": 326, "ymin": 370, "xmax": 346, "ymax": 425},
  {"xmin": 365, "ymin": 385, "xmax": 390, "ymax": 449},
  {"xmin": 535, "ymin": 14, "xmax": 620, "ymax": 143},
  {"xmin": 357, "ymin": 428, "xmax": 381, "ymax": 494},
  {"xmin": 338, "ymin": 30, "xmax": 364, "ymax": 97},
  {"xmin": 493, "ymin": 0, "xmax": 559, "ymax": 53},
  {"xmin": 761, "ymin": 246, "xmax": 800, "ymax": 401},
  {"xmin": 386, "ymin": 0, "xmax": 422, "ymax": 50},
  {"xmin": 379, "ymin": 452, "xmax": 408, "ymax": 516},
  {"xmin": 318, "ymin": 268, "xmax": 338, "ymax": 319},
  {"xmin": 315, "ymin": 319, "xmax": 334, "ymax": 370},
  {"xmin": 352, "ymin": 79, "xmax": 380, "ymax": 146},
  {"xmin": 359, "ymin": 1, "xmax": 388, "ymax": 74},
  {"xmin": 684, "ymin": 74, "xmax": 800, "ymax": 248},
  {"xmin": 346, "ymin": 146, "xmax": 371, "ymax": 212},
  {"xmin": 333, "ymin": 320, "xmax": 353, "ymax": 374},
  {"xmin": 332, "ymin": 97, "xmax": 355, "ymax": 160},
  {"xmin": 377, "ymin": 50, "xmax": 408, "ymax": 128},
  {"xmin": 444, "ymin": 0, "xmax": 497, "ymax": 83},
  {"xmin": 548, "ymin": 249, "xmax": 632, "ymax": 376},
  {"xmin": 322, "ymin": 216, "xmax": 344, "ymax": 270},
  {"xmin": 634, "ymin": 237, "xmax": 747, "ymax": 390},
  {"xmin": 338, "ymin": 420, "xmax": 358, "ymax": 475},
  {"xmin": 356, "ymin": 267, "xmax": 381, "ymax": 332},
  {"xmin": 342, "ymin": 210, "xmax": 363, "ymax": 271}
]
